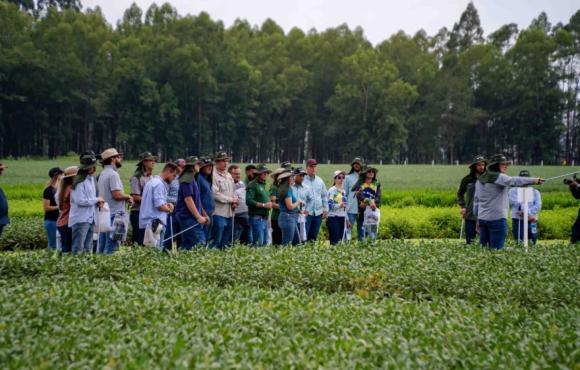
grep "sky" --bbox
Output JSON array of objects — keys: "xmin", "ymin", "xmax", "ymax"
[{"xmin": 82, "ymin": 0, "xmax": 579, "ymax": 44}]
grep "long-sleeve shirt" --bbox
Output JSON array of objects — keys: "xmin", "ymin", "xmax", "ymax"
[
  {"xmin": 327, "ymin": 186, "xmax": 347, "ymax": 217},
  {"xmin": 245, "ymin": 179, "xmax": 270, "ymax": 217},
  {"xmin": 456, "ymin": 174, "xmax": 477, "ymax": 221},
  {"xmin": 234, "ymin": 181, "xmax": 248, "ymax": 215},
  {"xmin": 344, "ymin": 172, "xmax": 360, "ymax": 215},
  {"xmin": 212, "ymin": 169, "xmax": 236, "ymax": 218},
  {"xmin": 474, "ymin": 174, "xmax": 536, "ymax": 222},
  {"xmin": 292, "ymin": 183, "xmax": 311, "ymax": 206},
  {"xmin": 167, "ymin": 177, "xmax": 179, "ymax": 205},
  {"xmin": 70, "ymin": 176, "xmax": 97, "ymax": 227},
  {"xmin": 0, "ymin": 186, "xmax": 9, "ymax": 226},
  {"xmin": 139, "ymin": 176, "xmax": 169, "ymax": 228},
  {"xmin": 508, "ymin": 187, "xmax": 542, "ymax": 220},
  {"xmin": 197, "ymin": 174, "xmax": 215, "ymax": 216},
  {"xmin": 303, "ymin": 175, "xmax": 329, "ymax": 216}
]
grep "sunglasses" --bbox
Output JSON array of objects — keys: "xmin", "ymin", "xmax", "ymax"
[{"xmin": 335, "ymin": 176, "xmax": 344, "ymax": 180}]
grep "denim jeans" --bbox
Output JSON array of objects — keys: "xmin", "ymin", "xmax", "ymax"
[
  {"xmin": 72, "ymin": 222, "xmax": 93, "ymax": 254},
  {"xmin": 0, "ymin": 225, "xmax": 5, "ymax": 238},
  {"xmin": 327, "ymin": 216, "xmax": 346, "ymax": 245},
  {"xmin": 234, "ymin": 215, "xmax": 252, "ymax": 244},
  {"xmin": 163, "ymin": 213, "xmax": 181, "ymax": 250},
  {"xmin": 347, "ymin": 213, "xmax": 363, "ymax": 241},
  {"xmin": 178, "ymin": 216, "xmax": 206, "ymax": 250},
  {"xmin": 98, "ymin": 215, "xmax": 120, "ymax": 255},
  {"xmin": 58, "ymin": 225, "xmax": 73, "ymax": 253},
  {"xmin": 44, "ymin": 219, "xmax": 57, "ymax": 250},
  {"xmin": 249, "ymin": 215, "xmax": 268, "ymax": 246},
  {"xmin": 511, "ymin": 219, "xmax": 538, "ymax": 244},
  {"xmin": 130, "ymin": 210, "xmax": 145, "ymax": 245},
  {"xmin": 479, "ymin": 218, "xmax": 508, "ymax": 250},
  {"xmin": 465, "ymin": 219, "xmax": 477, "ymax": 244},
  {"xmin": 305, "ymin": 214, "xmax": 323, "ymax": 242},
  {"xmin": 211, "ymin": 215, "xmax": 233, "ymax": 249},
  {"xmin": 278, "ymin": 212, "xmax": 299, "ymax": 245}
]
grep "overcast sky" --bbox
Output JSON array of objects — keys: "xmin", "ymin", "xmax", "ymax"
[{"xmin": 82, "ymin": 0, "xmax": 579, "ymax": 44}]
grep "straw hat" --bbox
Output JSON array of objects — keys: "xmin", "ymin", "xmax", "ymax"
[
  {"xmin": 100, "ymin": 148, "xmax": 122, "ymax": 161},
  {"xmin": 277, "ymin": 171, "xmax": 293, "ymax": 181},
  {"xmin": 62, "ymin": 166, "xmax": 79, "ymax": 178}
]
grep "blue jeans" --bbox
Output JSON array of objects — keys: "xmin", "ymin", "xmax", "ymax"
[
  {"xmin": 178, "ymin": 216, "xmax": 206, "ymax": 250},
  {"xmin": 249, "ymin": 215, "xmax": 268, "ymax": 246},
  {"xmin": 327, "ymin": 216, "xmax": 346, "ymax": 245},
  {"xmin": 305, "ymin": 214, "xmax": 323, "ymax": 242},
  {"xmin": 363, "ymin": 224, "xmax": 379, "ymax": 240},
  {"xmin": 44, "ymin": 220, "xmax": 57, "ymax": 250},
  {"xmin": 511, "ymin": 219, "xmax": 538, "ymax": 244},
  {"xmin": 479, "ymin": 219, "xmax": 508, "ymax": 250},
  {"xmin": 347, "ymin": 213, "xmax": 363, "ymax": 241},
  {"xmin": 465, "ymin": 219, "xmax": 477, "ymax": 244},
  {"xmin": 211, "ymin": 215, "xmax": 233, "ymax": 249},
  {"xmin": 98, "ymin": 215, "xmax": 120, "ymax": 255},
  {"xmin": 234, "ymin": 215, "xmax": 252, "ymax": 244},
  {"xmin": 58, "ymin": 225, "xmax": 73, "ymax": 253},
  {"xmin": 278, "ymin": 212, "xmax": 299, "ymax": 245},
  {"xmin": 72, "ymin": 222, "xmax": 93, "ymax": 254}
]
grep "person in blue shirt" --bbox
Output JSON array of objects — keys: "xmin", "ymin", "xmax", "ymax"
[
  {"xmin": 70, "ymin": 152, "xmax": 104, "ymax": 254},
  {"xmin": 303, "ymin": 159, "xmax": 329, "ymax": 241},
  {"xmin": 196, "ymin": 157, "xmax": 215, "ymax": 243},
  {"xmin": 163, "ymin": 158, "xmax": 185, "ymax": 250},
  {"xmin": 139, "ymin": 162, "xmax": 178, "ymax": 251},
  {"xmin": 176, "ymin": 157, "xmax": 209, "ymax": 250},
  {"xmin": 277, "ymin": 171, "xmax": 303, "ymax": 245},
  {"xmin": 508, "ymin": 170, "xmax": 542, "ymax": 244},
  {"xmin": 0, "ymin": 163, "xmax": 9, "ymax": 239}
]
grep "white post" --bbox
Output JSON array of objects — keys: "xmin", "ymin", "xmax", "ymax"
[
  {"xmin": 380, "ymin": 160, "xmax": 383, "ymax": 165},
  {"xmin": 404, "ymin": 159, "xmax": 408, "ymax": 166},
  {"xmin": 250, "ymin": 159, "xmax": 253, "ymax": 164},
  {"xmin": 455, "ymin": 160, "xmax": 459, "ymax": 166},
  {"xmin": 523, "ymin": 188, "xmax": 529, "ymax": 252},
  {"xmin": 431, "ymin": 160, "xmax": 435, "ymax": 166},
  {"xmin": 573, "ymin": 160, "xmax": 575, "ymax": 167},
  {"xmin": 327, "ymin": 159, "xmax": 330, "ymax": 165},
  {"xmin": 541, "ymin": 160, "xmax": 544, "ymax": 167}
]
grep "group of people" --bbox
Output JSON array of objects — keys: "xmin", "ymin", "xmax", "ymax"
[
  {"xmin": 457, "ymin": 154, "xmax": 547, "ymax": 249},
  {"xmin": 0, "ymin": 152, "xmax": 383, "ymax": 253}
]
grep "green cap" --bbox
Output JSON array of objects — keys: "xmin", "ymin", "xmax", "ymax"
[
  {"xmin": 254, "ymin": 164, "xmax": 271, "ymax": 174},
  {"xmin": 469, "ymin": 155, "xmax": 487, "ymax": 167},
  {"xmin": 138, "ymin": 151, "xmax": 158, "ymax": 162},
  {"xmin": 184, "ymin": 156, "xmax": 199, "ymax": 167},
  {"xmin": 488, "ymin": 154, "xmax": 510, "ymax": 167},
  {"xmin": 213, "ymin": 151, "xmax": 230, "ymax": 161},
  {"xmin": 519, "ymin": 170, "xmax": 531, "ymax": 177}
]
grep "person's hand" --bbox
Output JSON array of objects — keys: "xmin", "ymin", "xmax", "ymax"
[
  {"xmin": 262, "ymin": 201, "xmax": 273, "ymax": 209},
  {"xmin": 167, "ymin": 203, "xmax": 174, "ymax": 213},
  {"xmin": 528, "ymin": 215, "xmax": 537, "ymax": 222},
  {"xmin": 341, "ymin": 201, "xmax": 347, "ymax": 209},
  {"xmin": 322, "ymin": 211, "xmax": 328, "ymax": 219},
  {"xmin": 346, "ymin": 220, "xmax": 352, "ymax": 228},
  {"xmin": 127, "ymin": 195, "xmax": 135, "ymax": 205},
  {"xmin": 197, "ymin": 216, "xmax": 209, "ymax": 225},
  {"xmin": 536, "ymin": 178, "xmax": 545, "ymax": 185},
  {"xmin": 370, "ymin": 203, "xmax": 377, "ymax": 211},
  {"xmin": 96, "ymin": 197, "xmax": 105, "ymax": 208},
  {"xmin": 516, "ymin": 210, "xmax": 523, "ymax": 217},
  {"xmin": 475, "ymin": 223, "xmax": 480, "ymax": 234},
  {"xmin": 460, "ymin": 208, "xmax": 466, "ymax": 217}
]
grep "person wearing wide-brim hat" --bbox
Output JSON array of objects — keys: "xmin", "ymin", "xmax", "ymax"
[
  {"xmin": 196, "ymin": 156, "xmax": 215, "ymax": 243},
  {"xmin": 474, "ymin": 154, "xmax": 544, "ymax": 250},
  {"xmin": 457, "ymin": 155, "xmax": 487, "ymax": 244},
  {"xmin": 70, "ymin": 151, "xmax": 105, "ymax": 254},
  {"xmin": 352, "ymin": 165, "xmax": 381, "ymax": 240},
  {"xmin": 56, "ymin": 166, "xmax": 78, "ymax": 253},
  {"xmin": 508, "ymin": 170, "xmax": 542, "ymax": 245},
  {"xmin": 246, "ymin": 164, "xmax": 273, "ymax": 246},
  {"xmin": 0, "ymin": 163, "xmax": 9, "ymax": 240},
  {"xmin": 211, "ymin": 151, "xmax": 238, "ymax": 249},
  {"xmin": 129, "ymin": 152, "xmax": 158, "ymax": 246},
  {"xmin": 269, "ymin": 168, "xmax": 292, "ymax": 245},
  {"xmin": 276, "ymin": 170, "xmax": 303, "ymax": 245},
  {"xmin": 43, "ymin": 167, "xmax": 64, "ymax": 251},
  {"xmin": 96, "ymin": 148, "xmax": 132, "ymax": 253},
  {"xmin": 327, "ymin": 170, "xmax": 348, "ymax": 245}
]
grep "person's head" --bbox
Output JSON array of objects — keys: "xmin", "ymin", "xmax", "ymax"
[
  {"xmin": 488, "ymin": 154, "xmax": 509, "ymax": 174},
  {"xmin": 469, "ymin": 155, "xmax": 487, "ymax": 176},
  {"xmin": 213, "ymin": 151, "xmax": 230, "ymax": 172},
  {"xmin": 254, "ymin": 164, "xmax": 271, "ymax": 182},
  {"xmin": 245, "ymin": 165, "xmax": 257, "ymax": 180},
  {"xmin": 306, "ymin": 159, "xmax": 317, "ymax": 176},
  {"xmin": 362, "ymin": 167, "xmax": 377, "ymax": 183},
  {"xmin": 176, "ymin": 158, "xmax": 186, "ymax": 172},
  {"xmin": 0, "ymin": 163, "xmax": 6, "ymax": 177},
  {"xmin": 350, "ymin": 157, "xmax": 363, "ymax": 174},
  {"xmin": 47, "ymin": 167, "xmax": 64, "ymax": 188},
  {"xmin": 228, "ymin": 164, "xmax": 241, "ymax": 183},
  {"xmin": 293, "ymin": 167, "xmax": 306, "ymax": 185},
  {"xmin": 333, "ymin": 170, "xmax": 346, "ymax": 187},
  {"xmin": 100, "ymin": 148, "xmax": 123, "ymax": 169},
  {"xmin": 199, "ymin": 157, "xmax": 214, "ymax": 176},
  {"xmin": 58, "ymin": 166, "xmax": 78, "ymax": 204},
  {"xmin": 280, "ymin": 161, "xmax": 293, "ymax": 170},
  {"xmin": 270, "ymin": 167, "xmax": 287, "ymax": 184},
  {"xmin": 277, "ymin": 172, "xmax": 294, "ymax": 199},
  {"xmin": 160, "ymin": 162, "xmax": 178, "ymax": 183},
  {"xmin": 79, "ymin": 151, "xmax": 98, "ymax": 174},
  {"xmin": 137, "ymin": 152, "xmax": 158, "ymax": 174}
]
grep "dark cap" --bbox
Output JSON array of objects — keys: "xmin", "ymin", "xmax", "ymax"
[
  {"xmin": 488, "ymin": 154, "xmax": 510, "ymax": 167},
  {"xmin": 519, "ymin": 170, "xmax": 531, "ymax": 177},
  {"xmin": 293, "ymin": 167, "xmax": 307, "ymax": 176},
  {"xmin": 281, "ymin": 161, "xmax": 293, "ymax": 169},
  {"xmin": 213, "ymin": 151, "xmax": 230, "ymax": 161},
  {"xmin": 184, "ymin": 156, "xmax": 199, "ymax": 167},
  {"xmin": 245, "ymin": 164, "xmax": 257, "ymax": 171},
  {"xmin": 254, "ymin": 164, "xmax": 271, "ymax": 174},
  {"xmin": 48, "ymin": 167, "xmax": 64, "ymax": 178},
  {"xmin": 306, "ymin": 159, "xmax": 317, "ymax": 167}
]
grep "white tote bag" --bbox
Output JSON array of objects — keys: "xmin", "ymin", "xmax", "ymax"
[{"xmin": 94, "ymin": 202, "xmax": 112, "ymax": 233}]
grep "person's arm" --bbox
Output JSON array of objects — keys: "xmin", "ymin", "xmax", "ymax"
[
  {"xmin": 212, "ymin": 175, "xmax": 234, "ymax": 204},
  {"xmin": 284, "ymin": 195, "xmax": 301, "ymax": 211},
  {"xmin": 76, "ymin": 182, "xmax": 98, "ymax": 207},
  {"xmin": 153, "ymin": 183, "xmax": 173, "ymax": 213},
  {"xmin": 184, "ymin": 197, "xmax": 203, "ymax": 220},
  {"xmin": 457, "ymin": 178, "xmax": 467, "ymax": 208},
  {"xmin": 245, "ymin": 184, "xmax": 257, "ymax": 207},
  {"xmin": 495, "ymin": 174, "xmax": 540, "ymax": 188},
  {"xmin": 43, "ymin": 189, "xmax": 58, "ymax": 212},
  {"xmin": 320, "ymin": 180, "xmax": 329, "ymax": 213},
  {"xmin": 473, "ymin": 183, "xmax": 480, "ymax": 223}
]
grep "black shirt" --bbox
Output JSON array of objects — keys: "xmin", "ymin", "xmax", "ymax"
[{"xmin": 43, "ymin": 186, "xmax": 59, "ymax": 221}]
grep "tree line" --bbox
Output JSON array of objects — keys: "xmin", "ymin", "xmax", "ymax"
[{"xmin": 1, "ymin": 1, "xmax": 579, "ymax": 164}]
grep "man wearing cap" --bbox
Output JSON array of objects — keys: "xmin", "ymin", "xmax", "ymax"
[
  {"xmin": 229, "ymin": 164, "xmax": 252, "ymax": 244},
  {"xmin": 70, "ymin": 152, "xmax": 105, "ymax": 254},
  {"xmin": 457, "ymin": 155, "xmax": 487, "ymax": 244},
  {"xmin": 176, "ymin": 157, "xmax": 209, "ymax": 249},
  {"xmin": 0, "ymin": 163, "xmax": 9, "ymax": 239},
  {"xmin": 130, "ymin": 152, "xmax": 157, "ymax": 245},
  {"xmin": 508, "ymin": 170, "xmax": 542, "ymax": 244},
  {"xmin": 139, "ymin": 162, "xmax": 179, "ymax": 250},
  {"xmin": 244, "ymin": 164, "xmax": 257, "ymax": 185},
  {"xmin": 97, "ymin": 148, "xmax": 133, "ymax": 254},
  {"xmin": 474, "ymin": 154, "xmax": 544, "ymax": 250},
  {"xmin": 303, "ymin": 159, "xmax": 329, "ymax": 242},
  {"xmin": 344, "ymin": 157, "xmax": 364, "ymax": 241},
  {"xmin": 245, "ymin": 164, "xmax": 272, "ymax": 246},
  {"xmin": 211, "ymin": 151, "xmax": 238, "ymax": 248}
]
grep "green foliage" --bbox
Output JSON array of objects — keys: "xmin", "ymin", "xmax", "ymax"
[{"xmin": 0, "ymin": 244, "xmax": 577, "ymax": 368}]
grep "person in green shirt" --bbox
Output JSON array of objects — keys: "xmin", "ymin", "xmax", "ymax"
[{"xmin": 246, "ymin": 164, "xmax": 272, "ymax": 246}]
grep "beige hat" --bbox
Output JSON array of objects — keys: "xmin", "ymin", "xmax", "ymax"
[
  {"xmin": 333, "ymin": 170, "xmax": 346, "ymax": 178},
  {"xmin": 271, "ymin": 167, "xmax": 287, "ymax": 179},
  {"xmin": 100, "ymin": 148, "xmax": 122, "ymax": 161},
  {"xmin": 62, "ymin": 166, "xmax": 79, "ymax": 178},
  {"xmin": 277, "ymin": 171, "xmax": 293, "ymax": 181}
]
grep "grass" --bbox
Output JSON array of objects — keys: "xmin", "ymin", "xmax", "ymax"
[{"xmin": 0, "ymin": 242, "xmax": 577, "ymax": 368}]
